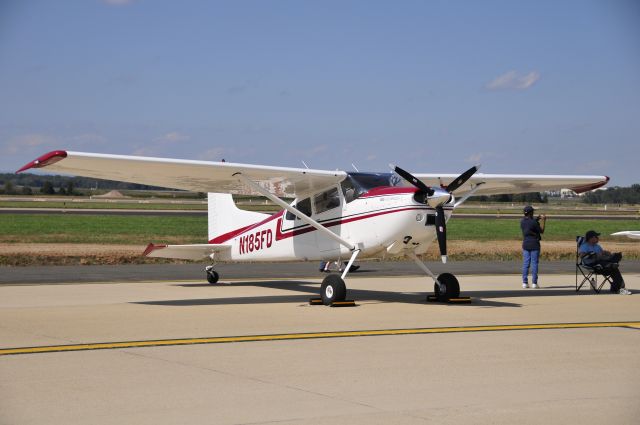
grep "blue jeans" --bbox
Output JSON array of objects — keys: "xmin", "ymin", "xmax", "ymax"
[{"xmin": 522, "ymin": 249, "xmax": 540, "ymax": 284}]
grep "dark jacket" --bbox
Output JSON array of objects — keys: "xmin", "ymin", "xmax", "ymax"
[{"xmin": 521, "ymin": 216, "xmax": 543, "ymax": 251}]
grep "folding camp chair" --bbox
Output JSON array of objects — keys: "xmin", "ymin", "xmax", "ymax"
[{"xmin": 575, "ymin": 235, "xmax": 611, "ymax": 293}]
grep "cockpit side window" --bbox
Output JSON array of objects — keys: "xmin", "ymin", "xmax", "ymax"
[
  {"xmin": 285, "ymin": 197, "xmax": 311, "ymax": 220},
  {"xmin": 340, "ymin": 178, "xmax": 358, "ymax": 203},
  {"xmin": 314, "ymin": 187, "xmax": 340, "ymax": 214}
]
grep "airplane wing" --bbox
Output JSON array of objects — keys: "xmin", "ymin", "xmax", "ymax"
[
  {"xmin": 18, "ymin": 150, "xmax": 608, "ymax": 198},
  {"xmin": 611, "ymin": 231, "xmax": 640, "ymax": 240},
  {"xmin": 413, "ymin": 173, "xmax": 609, "ymax": 196},
  {"xmin": 143, "ymin": 243, "xmax": 231, "ymax": 260},
  {"xmin": 17, "ymin": 150, "xmax": 346, "ymax": 198}
]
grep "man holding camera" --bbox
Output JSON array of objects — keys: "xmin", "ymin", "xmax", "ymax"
[
  {"xmin": 579, "ymin": 230, "xmax": 631, "ymax": 295},
  {"xmin": 521, "ymin": 205, "xmax": 545, "ymax": 288}
]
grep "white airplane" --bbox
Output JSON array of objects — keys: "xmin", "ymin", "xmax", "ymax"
[
  {"xmin": 18, "ymin": 150, "xmax": 609, "ymax": 304},
  {"xmin": 611, "ymin": 231, "xmax": 640, "ymax": 240}
]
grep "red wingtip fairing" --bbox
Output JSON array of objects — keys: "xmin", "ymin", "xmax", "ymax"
[{"xmin": 16, "ymin": 150, "xmax": 68, "ymax": 173}]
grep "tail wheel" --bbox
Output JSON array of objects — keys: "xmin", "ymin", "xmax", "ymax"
[
  {"xmin": 434, "ymin": 273, "xmax": 460, "ymax": 302},
  {"xmin": 206, "ymin": 270, "xmax": 220, "ymax": 284},
  {"xmin": 320, "ymin": 274, "xmax": 347, "ymax": 305}
]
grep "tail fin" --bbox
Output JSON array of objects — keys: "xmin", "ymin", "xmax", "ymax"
[{"xmin": 208, "ymin": 193, "xmax": 270, "ymax": 242}]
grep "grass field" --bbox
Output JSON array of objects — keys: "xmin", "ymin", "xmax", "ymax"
[
  {"xmin": 0, "ymin": 214, "xmax": 206, "ymax": 244},
  {"xmin": 1, "ymin": 214, "xmax": 638, "ymax": 245}
]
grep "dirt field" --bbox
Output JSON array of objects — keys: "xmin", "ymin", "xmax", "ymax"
[{"xmin": 1, "ymin": 241, "xmax": 639, "ymax": 266}]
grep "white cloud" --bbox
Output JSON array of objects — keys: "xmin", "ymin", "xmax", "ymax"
[{"xmin": 486, "ymin": 70, "xmax": 540, "ymax": 91}]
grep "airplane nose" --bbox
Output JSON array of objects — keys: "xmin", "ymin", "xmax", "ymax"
[{"xmin": 427, "ymin": 189, "xmax": 452, "ymax": 208}]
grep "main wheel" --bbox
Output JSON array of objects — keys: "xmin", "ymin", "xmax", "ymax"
[
  {"xmin": 320, "ymin": 274, "xmax": 347, "ymax": 305},
  {"xmin": 206, "ymin": 270, "xmax": 220, "ymax": 284},
  {"xmin": 434, "ymin": 273, "xmax": 460, "ymax": 302}
]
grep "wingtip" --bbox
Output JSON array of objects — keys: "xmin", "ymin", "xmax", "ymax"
[
  {"xmin": 16, "ymin": 150, "xmax": 68, "ymax": 173},
  {"xmin": 569, "ymin": 176, "xmax": 610, "ymax": 194}
]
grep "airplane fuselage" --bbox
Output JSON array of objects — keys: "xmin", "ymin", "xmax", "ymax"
[{"xmin": 210, "ymin": 186, "xmax": 453, "ymax": 262}]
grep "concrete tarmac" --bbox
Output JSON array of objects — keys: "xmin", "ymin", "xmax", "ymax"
[
  {"xmin": 3, "ymin": 260, "xmax": 640, "ymax": 285},
  {"xmin": 1, "ymin": 272, "xmax": 639, "ymax": 424}
]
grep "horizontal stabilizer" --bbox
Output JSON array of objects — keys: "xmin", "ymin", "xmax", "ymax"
[{"xmin": 143, "ymin": 243, "xmax": 230, "ymax": 260}]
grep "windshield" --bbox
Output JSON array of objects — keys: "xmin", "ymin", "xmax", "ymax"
[{"xmin": 341, "ymin": 172, "xmax": 402, "ymax": 202}]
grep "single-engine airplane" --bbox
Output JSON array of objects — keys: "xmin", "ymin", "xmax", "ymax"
[{"xmin": 17, "ymin": 150, "xmax": 609, "ymax": 304}]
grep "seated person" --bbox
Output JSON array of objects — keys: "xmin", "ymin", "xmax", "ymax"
[{"xmin": 579, "ymin": 230, "xmax": 631, "ymax": 295}]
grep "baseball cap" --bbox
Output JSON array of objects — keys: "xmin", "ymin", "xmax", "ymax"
[
  {"xmin": 585, "ymin": 230, "xmax": 600, "ymax": 240},
  {"xmin": 523, "ymin": 205, "xmax": 534, "ymax": 214}
]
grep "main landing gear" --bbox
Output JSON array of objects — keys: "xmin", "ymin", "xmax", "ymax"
[
  {"xmin": 318, "ymin": 249, "xmax": 360, "ymax": 305},
  {"xmin": 320, "ymin": 274, "xmax": 347, "ymax": 305},
  {"xmin": 433, "ymin": 272, "xmax": 460, "ymax": 302},
  {"xmin": 409, "ymin": 252, "xmax": 465, "ymax": 302},
  {"xmin": 205, "ymin": 265, "xmax": 219, "ymax": 285}
]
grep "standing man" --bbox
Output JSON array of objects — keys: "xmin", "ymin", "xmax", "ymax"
[{"xmin": 521, "ymin": 205, "xmax": 546, "ymax": 288}]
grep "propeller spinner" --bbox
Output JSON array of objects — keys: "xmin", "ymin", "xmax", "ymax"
[{"xmin": 391, "ymin": 164, "xmax": 479, "ymax": 263}]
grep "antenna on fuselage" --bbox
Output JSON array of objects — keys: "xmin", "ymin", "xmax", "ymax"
[
  {"xmin": 301, "ymin": 160, "xmax": 310, "ymax": 169},
  {"xmin": 351, "ymin": 163, "xmax": 359, "ymax": 172}
]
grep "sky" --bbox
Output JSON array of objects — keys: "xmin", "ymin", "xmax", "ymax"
[{"xmin": 1, "ymin": 0, "xmax": 639, "ymax": 185}]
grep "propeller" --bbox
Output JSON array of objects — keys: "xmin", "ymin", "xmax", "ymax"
[{"xmin": 390, "ymin": 164, "xmax": 479, "ymax": 263}]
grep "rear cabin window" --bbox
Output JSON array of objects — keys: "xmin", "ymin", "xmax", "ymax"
[
  {"xmin": 314, "ymin": 188, "xmax": 340, "ymax": 214},
  {"xmin": 285, "ymin": 197, "xmax": 311, "ymax": 220}
]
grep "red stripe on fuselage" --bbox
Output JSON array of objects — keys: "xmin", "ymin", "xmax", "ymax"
[
  {"xmin": 274, "ymin": 206, "xmax": 430, "ymax": 241},
  {"xmin": 209, "ymin": 211, "xmax": 283, "ymax": 244}
]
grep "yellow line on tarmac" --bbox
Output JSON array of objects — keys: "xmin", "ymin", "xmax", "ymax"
[{"xmin": 1, "ymin": 322, "xmax": 638, "ymax": 356}]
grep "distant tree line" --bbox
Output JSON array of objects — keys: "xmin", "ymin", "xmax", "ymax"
[
  {"xmin": 0, "ymin": 172, "xmax": 169, "ymax": 195},
  {"xmin": 582, "ymin": 185, "xmax": 640, "ymax": 205}
]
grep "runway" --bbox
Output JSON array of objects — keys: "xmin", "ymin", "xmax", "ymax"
[{"xmin": 1, "ymin": 273, "xmax": 639, "ymax": 424}]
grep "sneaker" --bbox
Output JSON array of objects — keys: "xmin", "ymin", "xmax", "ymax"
[
  {"xmin": 619, "ymin": 288, "xmax": 632, "ymax": 295},
  {"xmin": 522, "ymin": 283, "xmax": 529, "ymax": 289},
  {"xmin": 532, "ymin": 284, "xmax": 539, "ymax": 289}
]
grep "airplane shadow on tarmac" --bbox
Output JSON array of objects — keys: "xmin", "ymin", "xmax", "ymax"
[{"xmin": 130, "ymin": 279, "xmax": 550, "ymax": 308}]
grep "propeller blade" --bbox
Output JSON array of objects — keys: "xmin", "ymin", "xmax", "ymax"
[
  {"xmin": 435, "ymin": 205, "xmax": 447, "ymax": 263},
  {"xmin": 444, "ymin": 165, "xmax": 480, "ymax": 193},
  {"xmin": 390, "ymin": 164, "xmax": 434, "ymax": 195}
]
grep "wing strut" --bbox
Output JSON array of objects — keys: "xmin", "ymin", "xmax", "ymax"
[
  {"xmin": 453, "ymin": 182, "xmax": 486, "ymax": 208},
  {"xmin": 234, "ymin": 173, "xmax": 356, "ymax": 251}
]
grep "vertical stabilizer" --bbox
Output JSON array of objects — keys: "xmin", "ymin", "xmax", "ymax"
[{"xmin": 208, "ymin": 193, "xmax": 270, "ymax": 242}]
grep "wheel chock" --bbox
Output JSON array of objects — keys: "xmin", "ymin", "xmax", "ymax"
[
  {"xmin": 330, "ymin": 300, "xmax": 357, "ymax": 307},
  {"xmin": 309, "ymin": 298, "xmax": 357, "ymax": 307},
  {"xmin": 426, "ymin": 295, "xmax": 472, "ymax": 304}
]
